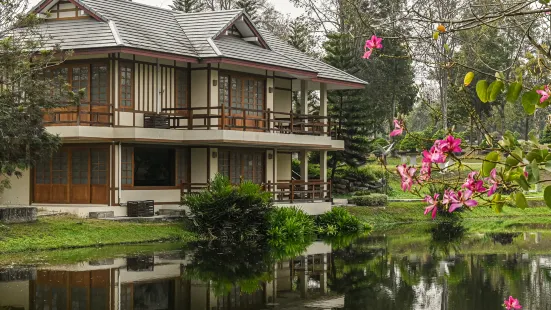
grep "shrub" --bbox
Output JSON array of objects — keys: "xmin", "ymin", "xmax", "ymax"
[
  {"xmin": 541, "ymin": 125, "xmax": 551, "ymax": 144},
  {"xmin": 349, "ymin": 194, "xmax": 388, "ymax": 206},
  {"xmin": 316, "ymin": 207, "xmax": 368, "ymax": 236},
  {"xmin": 353, "ymin": 190, "xmax": 372, "ymax": 196},
  {"xmin": 334, "ymin": 165, "xmax": 382, "ymax": 183},
  {"xmin": 399, "ymin": 134, "xmax": 419, "ymax": 152},
  {"xmin": 267, "ymin": 206, "xmax": 316, "ymax": 246},
  {"xmin": 183, "ymin": 174, "xmax": 273, "ymax": 240}
]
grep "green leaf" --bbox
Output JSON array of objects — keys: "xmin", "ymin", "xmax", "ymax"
[
  {"xmin": 481, "ymin": 151, "xmax": 499, "ymax": 177},
  {"xmin": 488, "ymin": 80, "xmax": 504, "ymax": 102},
  {"xmin": 516, "ymin": 175, "xmax": 530, "ymax": 191},
  {"xmin": 544, "ymin": 186, "xmax": 551, "ymax": 208},
  {"xmin": 545, "ymin": 161, "xmax": 551, "ymax": 172},
  {"xmin": 505, "ymin": 155, "xmax": 519, "ymax": 168},
  {"xmin": 433, "ymin": 32, "xmax": 439, "ymax": 40},
  {"xmin": 492, "ymin": 193, "xmax": 503, "ymax": 213},
  {"xmin": 476, "ymin": 80, "xmax": 489, "ymax": 103},
  {"xmin": 514, "ymin": 192, "xmax": 528, "ymax": 209},
  {"xmin": 506, "ymin": 82, "xmax": 522, "ymax": 104},
  {"xmin": 521, "ymin": 91, "xmax": 538, "ymax": 115},
  {"xmin": 526, "ymin": 160, "xmax": 540, "ymax": 183},
  {"xmin": 464, "ymin": 72, "xmax": 474, "ymax": 87},
  {"xmin": 526, "ymin": 149, "xmax": 543, "ymax": 163}
]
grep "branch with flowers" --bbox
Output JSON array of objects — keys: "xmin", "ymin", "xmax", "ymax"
[{"xmin": 363, "ymin": 35, "xmax": 551, "ymax": 220}]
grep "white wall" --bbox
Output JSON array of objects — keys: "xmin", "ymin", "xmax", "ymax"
[
  {"xmin": 266, "ymin": 149, "xmax": 275, "ymax": 183},
  {"xmin": 0, "ymin": 170, "xmax": 31, "ymax": 205},
  {"xmin": 191, "ymin": 70, "xmax": 208, "ymax": 109},
  {"xmin": 277, "ymin": 153, "xmax": 292, "ymax": 181},
  {"xmin": 191, "ymin": 148, "xmax": 208, "ymax": 183}
]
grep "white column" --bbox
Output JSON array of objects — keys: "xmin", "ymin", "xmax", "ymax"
[
  {"xmin": 320, "ymin": 83, "xmax": 328, "ymax": 134},
  {"xmin": 300, "ymin": 151, "xmax": 308, "ymax": 182},
  {"xmin": 320, "ymin": 254, "xmax": 328, "ymax": 294},
  {"xmin": 300, "ymin": 80, "xmax": 308, "ymax": 132},
  {"xmin": 320, "ymin": 151, "xmax": 328, "ymax": 196}
]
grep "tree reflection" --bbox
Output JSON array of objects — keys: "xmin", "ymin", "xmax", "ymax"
[{"xmin": 428, "ymin": 220, "xmax": 466, "ymax": 257}]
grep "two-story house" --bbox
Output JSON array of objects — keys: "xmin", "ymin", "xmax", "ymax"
[{"xmin": 0, "ymin": 0, "xmax": 366, "ymax": 215}]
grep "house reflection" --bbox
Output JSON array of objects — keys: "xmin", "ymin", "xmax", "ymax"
[{"xmin": 0, "ymin": 242, "xmax": 332, "ymax": 310}]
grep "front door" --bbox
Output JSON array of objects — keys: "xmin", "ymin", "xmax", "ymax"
[{"xmin": 33, "ymin": 146, "xmax": 109, "ymax": 204}]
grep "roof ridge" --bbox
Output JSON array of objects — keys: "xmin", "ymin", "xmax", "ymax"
[
  {"xmin": 169, "ymin": 11, "xmax": 200, "ymax": 57},
  {"xmin": 172, "ymin": 9, "xmax": 244, "ymax": 16}
]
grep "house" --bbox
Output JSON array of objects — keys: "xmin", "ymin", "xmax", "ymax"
[{"xmin": 0, "ymin": 0, "xmax": 366, "ymax": 215}]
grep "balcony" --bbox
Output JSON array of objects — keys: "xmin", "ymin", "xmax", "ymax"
[
  {"xmin": 145, "ymin": 106, "xmax": 332, "ymax": 137},
  {"xmin": 43, "ymin": 103, "xmax": 113, "ymax": 126},
  {"xmin": 181, "ymin": 180, "xmax": 332, "ymax": 204}
]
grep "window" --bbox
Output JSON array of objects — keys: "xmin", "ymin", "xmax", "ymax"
[
  {"xmin": 51, "ymin": 151, "xmax": 68, "ymax": 184},
  {"xmin": 218, "ymin": 149, "xmax": 265, "ymax": 184},
  {"xmin": 71, "ymin": 66, "xmax": 89, "ymax": 101},
  {"xmin": 121, "ymin": 147, "xmax": 133, "ymax": 186},
  {"xmin": 134, "ymin": 148, "xmax": 175, "ymax": 186},
  {"xmin": 71, "ymin": 149, "xmax": 89, "ymax": 184},
  {"xmin": 219, "ymin": 74, "xmax": 265, "ymax": 115},
  {"xmin": 45, "ymin": 67, "xmax": 69, "ymax": 100},
  {"xmin": 35, "ymin": 160, "xmax": 51, "ymax": 184},
  {"xmin": 91, "ymin": 65, "xmax": 108, "ymax": 105},
  {"xmin": 120, "ymin": 63, "xmax": 133, "ymax": 108},
  {"xmin": 177, "ymin": 149, "xmax": 188, "ymax": 184},
  {"xmin": 175, "ymin": 69, "xmax": 188, "ymax": 110},
  {"xmin": 91, "ymin": 149, "xmax": 108, "ymax": 185}
]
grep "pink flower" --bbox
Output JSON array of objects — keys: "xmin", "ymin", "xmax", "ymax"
[
  {"xmin": 442, "ymin": 189, "xmax": 459, "ymax": 206},
  {"xmin": 422, "ymin": 145, "xmax": 447, "ymax": 163},
  {"xmin": 424, "ymin": 193, "xmax": 439, "ymax": 219},
  {"xmin": 536, "ymin": 85, "xmax": 550, "ymax": 103},
  {"xmin": 390, "ymin": 119, "xmax": 404, "ymax": 137},
  {"xmin": 418, "ymin": 161, "xmax": 431, "ymax": 183},
  {"xmin": 462, "ymin": 171, "xmax": 487, "ymax": 193},
  {"xmin": 504, "ymin": 296, "xmax": 522, "ymax": 310},
  {"xmin": 486, "ymin": 168, "xmax": 499, "ymax": 197},
  {"xmin": 397, "ymin": 164, "xmax": 416, "ymax": 191},
  {"xmin": 362, "ymin": 49, "xmax": 372, "ymax": 59},
  {"xmin": 441, "ymin": 135, "xmax": 462, "ymax": 153},
  {"xmin": 449, "ymin": 190, "xmax": 478, "ymax": 213},
  {"xmin": 365, "ymin": 35, "xmax": 383, "ymax": 50}
]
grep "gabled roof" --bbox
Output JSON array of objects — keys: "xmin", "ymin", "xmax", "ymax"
[{"xmin": 29, "ymin": 0, "xmax": 367, "ymax": 88}]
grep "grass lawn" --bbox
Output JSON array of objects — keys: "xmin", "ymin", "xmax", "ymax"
[
  {"xmin": 0, "ymin": 216, "xmax": 197, "ymax": 254},
  {"xmin": 345, "ymin": 201, "xmax": 551, "ymax": 232}
]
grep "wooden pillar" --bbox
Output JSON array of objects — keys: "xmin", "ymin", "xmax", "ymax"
[
  {"xmin": 320, "ymin": 82, "xmax": 328, "ymax": 134},
  {"xmin": 300, "ymin": 80, "xmax": 308, "ymax": 132}
]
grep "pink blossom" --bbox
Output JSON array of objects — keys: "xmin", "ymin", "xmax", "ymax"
[
  {"xmin": 422, "ymin": 144, "xmax": 447, "ymax": 164},
  {"xmin": 418, "ymin": 161, "xmax": 431, "ymax": 183},
  {"xmin": 390, "ymin": 119, "xmax": 404, "ymax": 137},
  {"xmin": 442, "ymin": 189, "xmax": 459, "ymax": 206},
  {"xmin": 362, "ymin": 49, "xmax": 372, "ymax": 59},
  {"xmin": 365, "ymin": 35, "xmax": 383, "ymax": 50},
  {"xmin": 462, "ymin": 171, "xmax": 487, "ymax": 193},
  {"xmin": 397, "ymin": 164, "xmax": 416, "ymax": 191},
  {"xmin": 536, "ymin": 85, "xmax": 550, "ymax": 103},
  {"xmin": 449, "ymin": 190, "xmax": 478, "ymax": 213},
  {"xmin": 441, "ymin": 135, "xmax": 462, "ymax": 153},
  {"xmin": 424, "ymin": 193, "xmax": 439, "ymax": 219},
  {"xmin": 504, "ymin": 296, "xmax": 522, "ymax": 310},
  {"xmin": 486, "ymin": 168, "xmax": 499, "ymax": 197}
]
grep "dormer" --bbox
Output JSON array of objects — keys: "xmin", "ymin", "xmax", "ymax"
[
  {"xmin": 217, "ymin": 14, "xmax": 269, "ymax": 49},
  {"xmin": 33, "ymin": 0, "xmax": 106, "ymax": 22}
]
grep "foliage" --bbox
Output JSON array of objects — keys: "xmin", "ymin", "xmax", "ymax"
[
  {"xmin": 399, "ymin": 134, "xmax": 421, "ymax": 152},
  {"xmin": 334, "ymin": 165, "xmax": 382, "ymax": 183},
  {"xmin": 0, "ymin": 1, "xmax": 73, "ymax": 192},
  {"xmin": 316, "ymin": 207, "xmax": 369, "ymax": 236},
  {"xmin": 353, "ymin": 189, "xmax": 372, "ymax": 196},
  {"xmin": 234, "ymin": 0, "xmax": 261, "ymax": 22},
  {"xmin": 170, "ymin": 0, "xmax": 205, "ymax": 12},
  {"xmin": 349, "ymin": 194, "xmax": 388, "ymax": 207},
  {"xmin": 267, "ymin": 206, "xmax": 315, "ymax": 246},
  {"xmin": 540, "ymin": 125, "xmax": 551, "ymax": 144},
  {"xmin": 183, "ymin": 174, "xmax": 273, "ymax": 240}
]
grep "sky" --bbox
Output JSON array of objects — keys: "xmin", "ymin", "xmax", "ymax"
[{"xmin": 29, "ymin": 0, "xmax": 305, "ymax": 18}]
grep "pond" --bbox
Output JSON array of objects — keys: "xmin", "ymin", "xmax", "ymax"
[{"xmin": 1, "ymin": 222, "xmax": 551, "ymax": 309}]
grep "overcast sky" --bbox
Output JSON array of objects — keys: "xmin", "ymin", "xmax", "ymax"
[{"xmin": 30, "ymin": 0, "xmax": 305, "ymax": 17}]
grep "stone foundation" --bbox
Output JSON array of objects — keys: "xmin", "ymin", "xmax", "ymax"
[{"xmin": 0, "ymin": 207, "xmax": 37, "ymax": 224}]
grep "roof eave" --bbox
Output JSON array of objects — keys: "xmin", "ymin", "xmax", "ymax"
[
  {"xmin": 312, "ymin": 77, "xmax": 366, "ymax": 89},
  {"xmin": 202, "ymin": 57, "xmax": 317, "ymax": 78}
]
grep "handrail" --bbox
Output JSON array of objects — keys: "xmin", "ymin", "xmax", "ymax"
[{"xmin": 43, "ymin": 102, "xmax": 113, "ymax": 127}]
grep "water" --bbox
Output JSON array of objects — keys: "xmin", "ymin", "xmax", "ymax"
[{"xmin": 1, "ymin": 223, "xmax": 551, "ymax": 309}]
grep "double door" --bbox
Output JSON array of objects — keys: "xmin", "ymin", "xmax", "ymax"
[{"xmin": 34, "ymin": 146, "xmax": 109, "ymax": 204}]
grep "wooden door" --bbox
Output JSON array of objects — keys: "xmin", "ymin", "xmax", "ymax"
[
  {"xmin": 90, "ymin": 149, "xmax": 109, "ymax": 204},
  {"xmin": 70, "ymin": 148, "xmax": 90, "ymax": 203}
]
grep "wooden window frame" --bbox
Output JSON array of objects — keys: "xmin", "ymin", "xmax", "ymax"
[
  {"xmin": 218, "ymin": 149, "xmax": 265, "ymax": 185},
  {"xmin": 174, "ymin": 68, "xmax": 189, "ymax": 112},
  {"xmin": 119, "ymin": 62, "xmax": 134, "ymax": 110},
  {"xmin": 121, "ymin": 145, "xmax": 182, "ymax": 190},
  {"xmin": 218, "ymin": 72, "xmax": 266, "ymax": 115}
]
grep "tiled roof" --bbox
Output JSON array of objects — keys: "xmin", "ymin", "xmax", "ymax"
[{"xmin": 30, "ymin": 0, "xmax": 367, "ymax": 87}]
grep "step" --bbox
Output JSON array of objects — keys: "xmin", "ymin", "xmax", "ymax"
[
  {"xmin": 157, "ymin": 209, "xmax": 185, "ymax": 216},
  {"xmin": 89, "ymin": 211, "xmax": 115, "ymax": 219}
]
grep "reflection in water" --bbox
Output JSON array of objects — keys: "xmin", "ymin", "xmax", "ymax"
[{"xmin": 0, "ymin": 227, "xmax": 551, "ymax": 309}]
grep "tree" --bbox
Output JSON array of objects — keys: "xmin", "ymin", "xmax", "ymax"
[
  {"xmin": 0, "ymin": 0, "xmax": 68, "ymax": 192},
  {"xmin": 234, "ymin": 0, "xmax": 262, "ymax": 22},
  {"xmin": 324, "ymin": 32, "xmax": 371, "ymax": 181},
  {"xmin": 170, "ymin": 0, "xmax": 205, "ymax": 13}
]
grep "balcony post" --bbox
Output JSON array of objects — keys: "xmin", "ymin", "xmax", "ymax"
[
  {"xmin": 300, "ymin": 80, "xmax": 308, "ymax": 132},
  {"xmin": 299, "ymin": 150, "xmax": 308, "ymax": 199},
  {"xmin": 320, "ymin": 83, "xmax": 328, "ymax": 136},
  {"xmin": 221, "ymin": 105, "xmax": 225, "ymax": 130},
  {"xmin": 76, "ymin": 104, "xmax": 81, "ymax": 126},
  {"xmin": 320, "ymin": 150, "xmax": 328, "ymax": 200},
  {"xmin": 266, "ymin": 108, "xmax": 271, "ymax": 132}
]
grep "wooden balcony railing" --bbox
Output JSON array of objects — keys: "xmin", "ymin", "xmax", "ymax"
[
  {"xmin": 43, "ymin": 103, "xmax": 113, "ymax": 126},
  {"xmin": 180, "ymin": 180, "xmax": 332, "ymax": 204},
  {"xmin": 153, "ymin": 106, "xmax": 332, "ymax": 137}
]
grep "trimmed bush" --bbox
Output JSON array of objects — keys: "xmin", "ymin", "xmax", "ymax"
[
  {"xmin": 316, "ymin": 207, "xmax": 368, "ymax": 236},
  {"xmin": 353, "ymin": 190, "xmax": 372, "ymax": 196},
  {"xmin": 349, "ymin": 194, "xmax": 388, "ymax": 206}
]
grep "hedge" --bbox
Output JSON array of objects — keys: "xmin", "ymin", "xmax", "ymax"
[{"xmin": 349, "ymin": 194, "xmax": 388, "ymax": 207}]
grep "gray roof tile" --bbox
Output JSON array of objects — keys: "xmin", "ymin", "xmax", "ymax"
[{"xmin": 34, "ymin": 19, "xmax": 116, "ymax": 50}]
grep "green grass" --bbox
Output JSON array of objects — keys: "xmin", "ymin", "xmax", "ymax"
[
  {"xmin": 0, "ymin": 216, "xmax": 197, "ymax": 254},
  {"xmin": 345, "ymin": 201, "xmax": 551, "ymax": 232}
]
